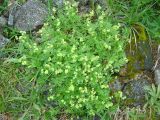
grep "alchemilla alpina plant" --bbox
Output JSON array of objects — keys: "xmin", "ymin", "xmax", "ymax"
[{"xmin": 17, "ymin": 1, "xmax": 127, "ymax": 116}]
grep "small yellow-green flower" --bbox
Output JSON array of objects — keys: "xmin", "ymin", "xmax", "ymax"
[
  {"xmin": 44, "ymin": 70, "xmax": 49, "ymax": 75},
  {"xmin": 22, "ymin": 61, "xmax": 27, "ymax": 65},
  {"xmin": 68, "ymin": 84, "xmax": 75, "ymax": 91}
]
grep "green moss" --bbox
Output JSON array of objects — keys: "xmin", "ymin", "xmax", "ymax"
[
  {"xmin": 123, "ymin": 23, "xmax": 151, "ymax": 79},
  {"xmin": 0, "ymin": 95, "xmax": 5, "ymax": 112},
  {"xmin": 89, "ymin": 0, "xmax": 95, "ymax": 10}
]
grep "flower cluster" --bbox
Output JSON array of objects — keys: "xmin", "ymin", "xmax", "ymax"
[{"xmin": 17, "ymin": 1, "xmax": 127, "ymax": 116}]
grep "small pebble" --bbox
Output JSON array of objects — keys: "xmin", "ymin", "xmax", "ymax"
[
  {"xmin": 154, "ymin": 68, "xmax": 160, "ymax": 85},
  {"xmin": 0, "ymin": 16, "xmax": 7, "ymax": 27},
  {"xmin": 0, "ymin": 34, "xmax": 10, "ymax": 48}
]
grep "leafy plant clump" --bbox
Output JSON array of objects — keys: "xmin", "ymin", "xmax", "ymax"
[
  {"xmin": 144, "ymin": 84, "xmax": 160, "ymax": 119},
  {"xmin": 17, "ymin": 2, "xmax": 127, "ymax": 117}
]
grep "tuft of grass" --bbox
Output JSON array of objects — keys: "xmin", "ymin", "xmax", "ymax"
[
  {"xmin": 0, "ymin": 0, "xmax": 9, "ymax": 14},
  {"xmin": 107, "ymin": 0, "xmax": 160, "ymax": 42},
  {"xmin": 144, "ymin": 84, "xmax": 160, "ymax": 119}
]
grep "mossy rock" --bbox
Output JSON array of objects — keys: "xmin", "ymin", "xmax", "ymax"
[
  {"xmin": 123, "ymin": 23, "xmax": 154, "ymax": 78},
  {"xmin": 122, "ymin": 74, "xmax": 151, "ymax": 107}
]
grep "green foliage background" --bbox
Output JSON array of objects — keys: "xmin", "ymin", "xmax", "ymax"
[{"xmin": 0, "ymin": 0, "xmax": 160, "ymax": 119}]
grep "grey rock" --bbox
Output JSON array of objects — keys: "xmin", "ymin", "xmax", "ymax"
[
  {"xmin": 155, "ymin": 68, "xmax": 160, "ymax": 85},
  {"xmin": 126, "ymin": 41, "xmax": 154, "ymax": 72},
  {"xmin": 14, "ymin": 0, "xmax": 48, "ymax": 31},
  {"xmin": 53, "ymin": 0, "xmax": 63, "ymax": 7},
  {"xmin": 0, "ymin": 34, "xmax": 10, "ymax": 48},
  {"xmin": 154, "ymin": 45, "xmax": 160, "ymax": 85},
  {"xmin": 0, "ymin": 16, "xmax": 7, "ymax": 27},
  {"xmin": 133, "ymin": 41, "xmax": 154, "ymax": 71},
  {"xmin": 123, "ymin": 75, "xmax": 150, "ymax": 106},
  {"xmin": 8, "ymin": 14, "xmax": 14, "ymax": 26},
  {"xmin": 139, "ymin": 41, "xmax": 154, "ymax": 70},
  {"xmin": 8, "ymin": 2, "xmax": 20, "ymax": 26},
  {"xmin": 109, "ymin": 79, "xmax": 122, "ymax": 92}
]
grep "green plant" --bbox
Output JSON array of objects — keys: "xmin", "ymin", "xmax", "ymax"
[
  {"xmin": 111, "ymin": 107, "xmax": 146, "ymax": 120},
  {"xmin": 127, "ymin": 107, "xmax": 146, "ymax": 120},
  {"xmin": 13, "ymin": 1, "xmax": 127, "ymax": 118},
  {"xmin": 107, "ymin": 0, "xmax": 160, "ymax": 42},
  {"xmin": 144, "ymin": 84, "xmax": 160, "ymax": 119},
  {"xmin": 0, "ymin": 0, "xmax": 9, "ymax": 14}
]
